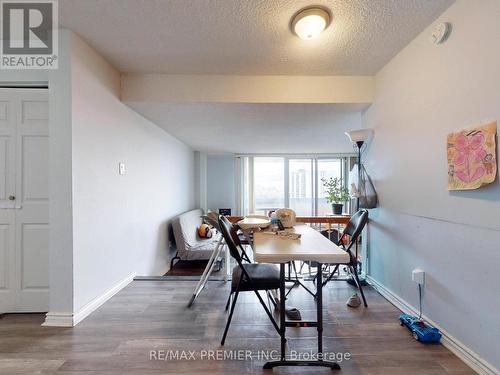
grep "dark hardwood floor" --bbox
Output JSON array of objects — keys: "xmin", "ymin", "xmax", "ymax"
[
  {"xmin": 0, "ymin": 280, "xmax": 473, "ymax": 374},
  {"xmin": 166, "ymin": 259, "xmax": 224, "ymax": 276}
]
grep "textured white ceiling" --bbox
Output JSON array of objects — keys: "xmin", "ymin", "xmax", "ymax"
[
  {"xmin": 127, "ymin": 102, "xmax": 368, "ymax": 153},
  {"xmin": 59, "ymin": 0, "xmax": 454, "ymax": 75}
]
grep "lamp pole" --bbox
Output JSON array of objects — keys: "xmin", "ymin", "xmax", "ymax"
[
  {"xmin": 356, "ymin": 141, "xmax": 363, "ymax": 211},
  {"xmin": 344, "ymin": 129, "xmax": 373, "ymax": 289},
  {"xmin": 353, "ymin": 140, "xmax": 368, "ymax": 286}
]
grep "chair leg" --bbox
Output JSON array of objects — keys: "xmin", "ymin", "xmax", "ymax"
[
  {"xmin": 322, "ymin": 264, "xmax": 339, "ymax": 287},
  {"xmin": 267, "ymin": 290, "xmax": 277, "ymax": 308},
  {"xmin": 291, "ymin": 261, "xmax": 300, "ymax": 282},
  {"xmin": 170, "ymin": 253, "xmax": 180, "ymax": 269},
  {"xmin": 239, "ymin": 245, "xmax": 251, "ymax": 263},
  {"xmin": 298, "ymin": 261, "xmax": 306, "ymax": 274},
  {"xmin": 221, "ymin": 289, "xmax": 239, "ymax": 345},
  {"xmin": 253, "ymin": 290, "xmax": 280, "ymax": 335},
  {"xmin": 225, "ymin": 292, "xmax": 232, "ymax": 311},
  {"xmin": 351, "ymin": 265, "xmax": 368, "ymax": 307}
]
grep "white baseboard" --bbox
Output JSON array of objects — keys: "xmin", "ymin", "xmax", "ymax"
[
  {"xmin": 42, "ymin": 312, "xmax": 74, "ymax": 327},
  {"xmin": 367, "ymin": 276, "xmax": 498, "ymax": 375},
  {"xmin": 43, "ymin": 272, "xmax": 136, "ymax": 327}
]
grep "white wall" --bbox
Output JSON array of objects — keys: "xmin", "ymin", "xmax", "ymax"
[
  {"xmin": 48, "ymin": 30, "xmax": 75, "ymax": 315},
  {"xmin": 206, "ymin": 154, "xmax": 235, "ymax": 214},
  {"xmin": 194, "ymin": 151, "xmax": 207, "ymax": 212},
  {"xmin": 70, "ymin": 33, "xmax": 195, "ymax": 312},
  {"xmin": 2, "ymin": 31, "xmax": 195, "ymax": 323},
  {"xmin": 362, "ymin": 0, "xmax": 500, "ymax": 372},
  {"xmin": 122, "ymin": 74, "xmax": 374, "ymax": 104}
]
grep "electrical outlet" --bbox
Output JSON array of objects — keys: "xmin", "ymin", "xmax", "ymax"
[
  {"xmin": 412, "ymin": 269, "xmax": 425, "ymax": 285},
  {"xmin": 119, "ymin": 162, "xmax": 126, "ymax": 175}
]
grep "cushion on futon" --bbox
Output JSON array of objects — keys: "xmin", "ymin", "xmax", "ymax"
[{"xmin": 172, "ymin": 209, "xmax": 221, "ymax": 261}]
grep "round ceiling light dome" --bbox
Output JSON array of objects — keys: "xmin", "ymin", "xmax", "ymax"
[{"xmin": 292, "ymin": 7, "xmax": 331, "ymax": 40}]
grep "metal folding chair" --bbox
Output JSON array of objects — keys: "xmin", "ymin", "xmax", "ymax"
[
  {"xmin": 321, "ymin": 209, "xmax": 369, "ymax": 307},
  {"xmin": 218, "ymin": 215, "xmax": 281, "ymax": 345}
]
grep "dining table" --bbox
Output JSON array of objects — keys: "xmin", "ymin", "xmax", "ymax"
[{"xmin": 253, "ymin": 224, "xmax": 350, "ymax": 370}]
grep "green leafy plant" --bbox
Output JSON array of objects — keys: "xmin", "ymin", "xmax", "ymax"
[{"xmin": 321, "ymin": 177, "xmax": 350, "ymax": 204}]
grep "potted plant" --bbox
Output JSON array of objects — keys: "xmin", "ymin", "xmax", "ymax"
[{"xmin": 321, "ymin": 177, "xmax": 350, "ymax": 215}]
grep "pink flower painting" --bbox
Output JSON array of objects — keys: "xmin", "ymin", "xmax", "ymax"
[{"xmin": 447, "ymin": 121, "xmax": 497, "ymax": 190}]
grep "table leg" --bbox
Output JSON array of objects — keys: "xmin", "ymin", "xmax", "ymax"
[
  {"xmin": 262, "ymin": 261, "xmax": 340, "ymax": 370},
  {"xmin": 280, "ymin": 263, "xmax": 286, "ymax": 361},
  {"xmin": 316, "ymin": 262, "xmax": 323, "ymax": 358},
  {"xmin": 224, "ymin": 244, "xmax": 230, "ymax": 282}
]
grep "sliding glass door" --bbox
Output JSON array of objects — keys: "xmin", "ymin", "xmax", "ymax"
[
  {"xmin": 240, "ymin": 155, "xmax": 352, "ymax": 216},
  {"xmin": 253, "ymin": 157, "xmax": 285, "ymax": 215},
  {"xmin": 317, "ymin": 158, "xmax": 343, "ymax": 216},
  {"xmin": 289, "ymin": 159, "xmax": 314, "ymax": 216}
]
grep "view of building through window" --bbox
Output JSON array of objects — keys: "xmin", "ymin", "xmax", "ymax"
[
  {"xmin": 289, "ymin": 159, "xmax": 313, "ymax": 215},
  {"xmin": 253, "ymin": 157, "xmax": 285, "ymax": 214}
]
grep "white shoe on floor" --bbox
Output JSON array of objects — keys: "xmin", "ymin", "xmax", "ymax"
[{"xmin": 347, "ymin": 293, "xmax": 361, "ymax": 308}]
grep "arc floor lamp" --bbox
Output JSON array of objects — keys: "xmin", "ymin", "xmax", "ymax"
[{"xmin": 345, "ymin": 128, "xmax": 374, "ymax": 286}]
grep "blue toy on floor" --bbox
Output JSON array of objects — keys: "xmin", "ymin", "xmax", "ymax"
[{"xmin": 399, "ymin": 313, "xmax": 442, "ymax": 343}]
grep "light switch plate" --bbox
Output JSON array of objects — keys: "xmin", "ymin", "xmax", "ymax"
[{"xmin": 119, "ymin": 162, "xmax": 126, "ymax": 175}]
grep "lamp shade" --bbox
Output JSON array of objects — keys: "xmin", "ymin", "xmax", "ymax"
[{"xmin": 345, "ymin": 129, "xmax": 374, "ymax": 143}]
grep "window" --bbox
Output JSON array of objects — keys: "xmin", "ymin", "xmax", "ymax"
[
  {"xmin": 241, "ymin": 156, "xmax": 352, "ymax": 216},
  {"xmin": 253, "ymin": 157, "xmax": 285, "ymax": 215},
  {"xmin": 317, "ymin": 159, "xmax": 343, "ymax": 216},
  {"xmin": 289, "ymin": 159, "xmax": 313, "ymax": 216}
]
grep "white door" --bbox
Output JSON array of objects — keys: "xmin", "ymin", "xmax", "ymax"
[{"xmin": 0, "ymin": 88, "xmax": 49, "ymax": 313}]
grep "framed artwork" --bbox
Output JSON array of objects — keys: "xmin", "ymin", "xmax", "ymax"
[{"xmin": 447, "ymin": 121, "xmax": 497, "ymax": 190}]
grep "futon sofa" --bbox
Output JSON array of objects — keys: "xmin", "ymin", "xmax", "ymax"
[{"xmin": 171, "ymin": 209, "xmax": 221, "ymax": 266}]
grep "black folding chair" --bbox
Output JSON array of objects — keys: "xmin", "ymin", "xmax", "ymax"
[
  {"xmin": 218, "ymin": 215, "xmax": 281, "ymax": 345},
  {"xmin": 321, "ymin": 209, "xmax": 369, "ymax": 307}
]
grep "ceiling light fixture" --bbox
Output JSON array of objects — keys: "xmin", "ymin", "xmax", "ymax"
[{"xmin": 291, "ymin": 7, "xmax": 330, "ymax": 40}]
